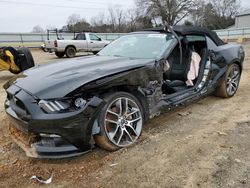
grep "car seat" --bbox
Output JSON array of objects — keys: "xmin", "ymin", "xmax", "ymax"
[
  {"xmin": 162, "ymin": 38, "xmax": 193, "ymax": 93},
  {"xmin": 162, "ymin": 48, "xmax": 208, "ymax": 94}
]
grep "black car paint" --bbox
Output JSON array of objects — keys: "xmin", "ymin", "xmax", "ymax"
[
  {"xmin": 4, "ymin": 27, "xmax": 245, "ymax": 158},
  {"xmin": 7, "ymin": 56, "xmax": 155, "ymax": 99}
]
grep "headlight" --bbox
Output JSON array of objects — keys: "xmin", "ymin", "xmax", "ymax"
[
  {"xmin": 38, "ymin": 100, "xmax": 70, "ymax": 113},
  {"xmin": 74, "ymin": 98, "xmax": 86, "ymax": 108},
  {"xmin": 38, "ymin": 97, "xmax": 86, "ymax": 114}
]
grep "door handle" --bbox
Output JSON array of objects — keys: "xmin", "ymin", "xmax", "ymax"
[{"xmin": 90, "ymin": 42, "xmax": 94, "ymax": 43}]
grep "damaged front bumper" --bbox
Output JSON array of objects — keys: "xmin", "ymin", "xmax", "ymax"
[
  {"xmin": 5, "ymin": 85, "xmax": 105, "ymax": 159},
  {"xmin": 9, "ymin": 125, "xmax": 91, "ymax": 158}
]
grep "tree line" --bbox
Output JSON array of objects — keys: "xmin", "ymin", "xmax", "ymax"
[{"xmin": 32, "ymin": 0, "xmax": 241, "ymax": 33}]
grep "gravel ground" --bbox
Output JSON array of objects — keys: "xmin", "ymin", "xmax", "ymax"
[{"xmin": 0, "ymin": 47, "xmax": 250, "ymax": 188}]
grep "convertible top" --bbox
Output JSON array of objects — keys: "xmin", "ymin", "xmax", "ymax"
[{"xmin": 141, "ymin": 26, "xmax": 225, "ymax": 46}]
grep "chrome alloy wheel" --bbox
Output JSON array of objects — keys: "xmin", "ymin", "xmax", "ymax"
[
  {"xmin": 226, "ymin": 65, "xmax": 240, "ymax": 96},
  {"xmin": 104, "ymin": 97, "xmax": 143, "ymax": 147}
]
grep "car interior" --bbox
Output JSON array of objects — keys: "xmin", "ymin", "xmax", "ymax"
[{"xmin": 162, "ymin": 35, "xmax": 209, "ymax": 95}]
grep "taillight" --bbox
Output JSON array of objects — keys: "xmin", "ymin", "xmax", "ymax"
[{"xmin": 54, "ymin": 40, "xmax": 58, "ymax": 47}]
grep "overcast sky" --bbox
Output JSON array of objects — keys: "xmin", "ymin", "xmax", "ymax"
[
  {"xmin": 0, "ymin": 0, "xmax": 250, "ymax": 33},
  {"xmin": 0, "ymin": 0, "xmax": 135, "ymax": 32}
]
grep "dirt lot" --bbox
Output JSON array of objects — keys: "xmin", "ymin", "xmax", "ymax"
[{"xmin": 0, "ymin": 47, "xmax": 250, "ymax": 188}]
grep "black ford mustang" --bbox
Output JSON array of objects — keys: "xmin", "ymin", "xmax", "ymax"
[{"xmin": 4, "ymin": 26, "xmax": 245, "ymax": 158}]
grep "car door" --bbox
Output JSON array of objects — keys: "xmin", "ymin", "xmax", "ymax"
[
  {"xmin": 74, "ymin": 34, "xmax": 88, "ymax": 51},
  {"xmin": 88, "ymin": 34, "xmax": 105, "ymax": 51}
]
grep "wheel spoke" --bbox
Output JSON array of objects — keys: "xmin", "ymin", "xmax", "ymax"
[
  {"xmin": 124, "ymin": 129, "xmax": 133, "ymax": 142},
  {"xmin": 119, "ymin": 98, "xmax": 128, "ymax": 115},
  {"xmin": 231, "ymin": 82, "xmax": 237, "ymax": 88},
  {"xmin": 126, "ymin": 124, "xmax": 138, "ymax": 136},
  {"xmin": 107, "ymin": 110, "xmax": 119, "ymax": 117},
  {"xmin": 117, "ymin": 130, "xmax": 124, "ymax": 145},
  {"xmin": 231, "ymin": 78, "xmax": 238, "ymax": 83},
  {"xmin": 105, "ymin": 119, "xmax": 118, "ymax": 124},
  {"xmin": 228, "ymin": 85, "xmax": 233, "ymax": 94},
  {"xmin": 231, "ymin": 70, "xmax": 235, "ymax": 77},
  {"xmin": 127, "ymin": 108, "xmax": 139, "ymax": 117},
  {"xmin": 232, "ymin": 72, "xmax": 239, "ymax": 80},
  {"xmin": 118, "ymin": 99, "xmax": 122, "ymax": 116},
  {"xmin": 109, "ymin": 125, "xmax": 120, "ymax": 140},
  {"xmin": 130, "ymin": 117, "xmax": 142, "ymax": 123},
  {"xmin": 232, "ymin": 74, "xmax": 240, "ymax": 83},
  {"xmin": 232, "ymin": 84, "xmax": 237, "ymax": 91},
  {"xmin": 125, "ymin": 98, "xmax": 128, "ymax": 114}
]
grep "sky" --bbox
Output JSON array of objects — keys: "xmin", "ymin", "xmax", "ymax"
[
  {"xmin": 0, "ymin": 0, "xmax": 250, "ymax": 33},
  {"xmin": 0, "ymin": 0, "xmax": 135, "ymax": 32}
]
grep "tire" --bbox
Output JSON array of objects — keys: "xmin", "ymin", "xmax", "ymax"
[
  {"xmin": 55, "ymin": 52, "xmax": 65, "ymax": 58},
  {"xmin": 65, "ymin": 46, "xmax": 76, "ymax": 58},
  {"xmin": 94, "ymin": 92, "xmax": 144, "ymax": 151},
  {"xmin": 16, "ymin": 47, "xmax": 35, "ymax": 72},
  {"xmin": 214, "ymin": 63, "xmax": 241, "ymax": 98}
]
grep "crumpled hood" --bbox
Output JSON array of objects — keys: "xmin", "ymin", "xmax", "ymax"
[{"xmin": 12, "ymin": 55, "xmax": 153, "ymax": 99}]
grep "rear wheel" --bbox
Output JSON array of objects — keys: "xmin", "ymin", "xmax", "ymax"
[
  {"xmin": 94, "ymin": 92, "xmax": 144, "ymax": 151},
  {"xmin": 55, "ymin": 52, "xmax": 65, "ymax": 58},
  {"xmin": 214, "ymin": 63, "xmax": 241, "ymax": 98},
  {"xmin": 65, "ymin": 46, "xmax": 76, "ymax": 58}
]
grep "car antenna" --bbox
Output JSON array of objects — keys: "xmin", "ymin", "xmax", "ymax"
[{"xmin": 164, "ymin": 24, "xmax": 183, "ymax": 65}]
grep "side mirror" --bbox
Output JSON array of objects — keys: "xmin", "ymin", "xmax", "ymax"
[{"xmin": 99, "ymin": 38, "xmax": 102, "ymax": 41}]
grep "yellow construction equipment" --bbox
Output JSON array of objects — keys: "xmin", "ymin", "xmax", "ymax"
[{"xmin": 0, "ymin": 47, "xmax": 34, "ymax": 74}]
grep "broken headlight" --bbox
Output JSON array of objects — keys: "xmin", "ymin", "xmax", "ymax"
[{"xmin": 38, "ymin": 97, "xmax": 87, "ymax": 114}]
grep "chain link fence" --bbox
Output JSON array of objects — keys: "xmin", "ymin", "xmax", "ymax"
[
  {"xmin": 1, "ymin": 28, "xmax": 250, "ymax": 48},
  {"xmin": 0, "ymin": 33, "xmax": 126, "ymax": 48}
]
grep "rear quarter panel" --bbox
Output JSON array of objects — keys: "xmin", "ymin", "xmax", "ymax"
[
  {"xmin": 209, "ymin": 43, "xmax": 244, "ymax": 87},
  {"xmin": 216, "ymin": 43, "xmax": 244, "ymax": 67}
]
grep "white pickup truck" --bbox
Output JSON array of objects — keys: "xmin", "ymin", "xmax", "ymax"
[{"xmin": 50, "ymin": 33, "xmax": 110, "ymax": 58}]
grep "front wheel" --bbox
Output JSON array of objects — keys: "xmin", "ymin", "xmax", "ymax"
[
  {"xmin": 94, "ymin": 92, "xmax": 144, "ymax": 151},
  {"xmin": 214, "ymin": 63, "xmax": 241, "ymax": 98}
]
